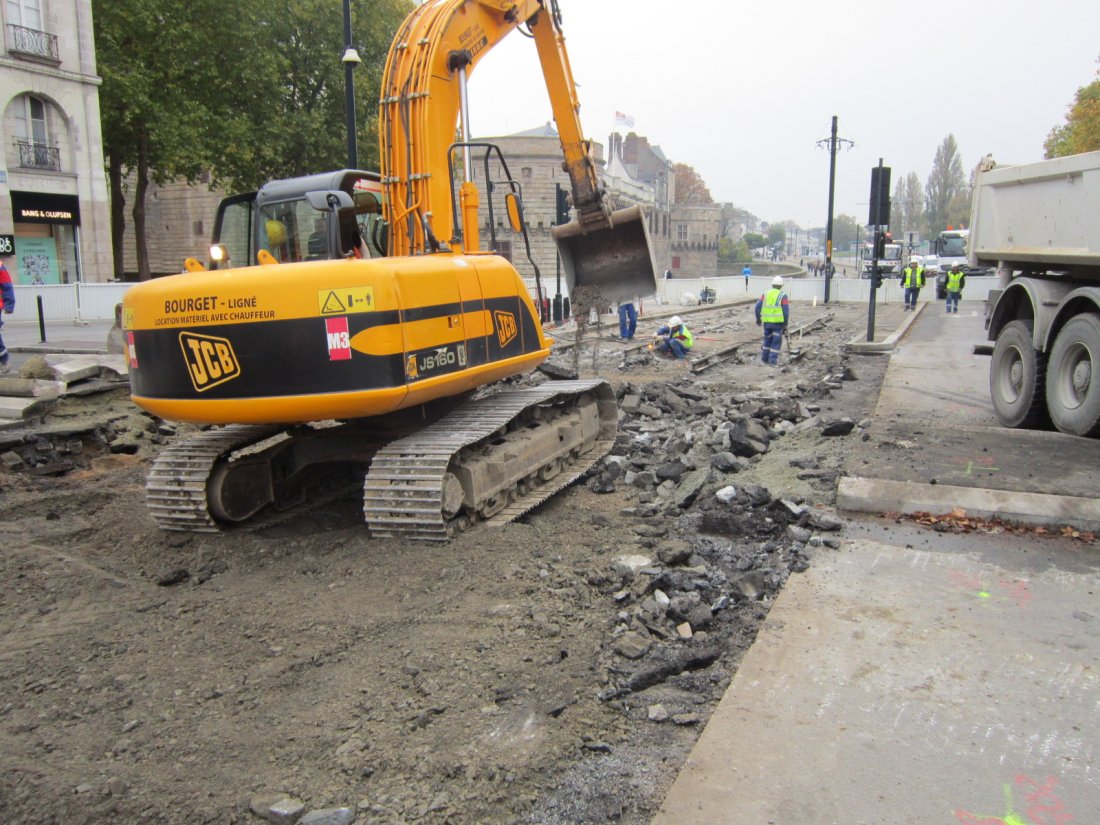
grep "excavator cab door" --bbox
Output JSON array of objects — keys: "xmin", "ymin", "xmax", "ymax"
[{"xmin": 552, "ymin": 205, "xmax": 658, "ymax": 307}]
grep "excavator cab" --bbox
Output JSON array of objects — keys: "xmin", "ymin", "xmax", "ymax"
[{"xmin": 207, "ymin": 170, "xmax": 387, "ymax": 269}]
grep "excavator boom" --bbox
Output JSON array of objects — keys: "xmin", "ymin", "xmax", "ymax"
[{"xmin": 380, "ymin": 0, "xmax": 656, "ymax": 303}]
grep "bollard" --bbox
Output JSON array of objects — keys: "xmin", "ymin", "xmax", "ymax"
[{"xmin": 36, "ymin": 295, "xmax": 47, "ymax": 343}]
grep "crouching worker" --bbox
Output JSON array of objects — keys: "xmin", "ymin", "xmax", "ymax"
[
  {"xmin": 654, "ymin": 315, "xmax": 693, "ymax": 359},
  {"xmin": 755, "ymin": 275, "xmax": 789, "ymax": 366}
]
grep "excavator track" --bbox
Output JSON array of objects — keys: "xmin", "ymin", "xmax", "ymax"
[
  {"xmin": 145, "ymin": 425, "xmax": 285, "ymax": 532},
  {"xmin": 363, "ymin": 379, "xmax": 618, "ymax": 541}
]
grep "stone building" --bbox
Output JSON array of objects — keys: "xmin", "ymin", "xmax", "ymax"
[
  {"xmin": 669, "ymin": 203, "xmax": 721, "ymax": 279},
  {"xmin": 118, "ymin": 175, "xmax": 225, "ymax": 277},
  {"xmin": 608, "ymin": 131, "xmax": 673, "ymax": 275},
  {"xmin": 1, "ymin": 0, "xmax": 111, "ymax": 283},
  {"xmin": 470, "ymin": 123, "xmax": 679, "ymax": 298}
]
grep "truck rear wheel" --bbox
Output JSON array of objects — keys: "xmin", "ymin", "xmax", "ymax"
[
  {"xmin": 990, "ymin": 319, "xmax": 1048, "ymax": 429},
  {"xmin": 1045, "ymin": 314, "xmax": 1100, "ymax": 437}
]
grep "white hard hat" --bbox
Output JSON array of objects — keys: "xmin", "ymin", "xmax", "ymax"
[
  {"xmin": 772, "ymin": 276, "xmax": 783, "ymax": 287},
  {"xmin": 669, "ymin": 316, "xmax": 682, "ymax": 327},
  {"xmin": 910, "ymin": 257, "xmax": 919, "ymax": 264}
]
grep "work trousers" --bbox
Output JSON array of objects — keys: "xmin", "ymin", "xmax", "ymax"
[
  {"xmin": 658, "ymin": 338, "xmax": 690, "ymax": 359},
  {"xmin": 946, "ymin": 291, "xmax": 961, "ymax": 313},
  {"xmin": 761, "ymin": 323, "xmax": 784, "ymax": 366},
  {"xmin": 904, "ymin": 286, "xmax": 921, "ymax": 310},
  {"xmin": 617, "ymin": 302, "xmax": 637, "ymax": 340}
]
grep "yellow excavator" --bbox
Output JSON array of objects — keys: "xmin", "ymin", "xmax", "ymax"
[{"xmin": 122, "ymin": 0, "xmax": 657, "ymax": 540}]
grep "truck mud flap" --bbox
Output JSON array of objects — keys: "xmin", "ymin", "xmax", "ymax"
[{"xmin": 552, "ymin": 205, "xmax": 657, "ymax": 308}]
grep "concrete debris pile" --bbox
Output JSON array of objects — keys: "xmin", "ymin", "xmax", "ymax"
[
  {"xmin": 575, "ymin": 377, "xmax": 852, "ymax": 717},
  {"xmin": 0, "ymin": 353, "xmax": 169, "ymax": 474}
]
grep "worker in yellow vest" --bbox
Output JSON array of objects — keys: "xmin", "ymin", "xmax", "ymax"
[
  {"xmin": 755, "ymin": 275, "xmax": 790, "ymax": 366},
  {"xmin": 945, "ymin": 263, "xmax": 966, "ymax": 314},
  {"xmin": 902, "ymin": 258, "xmax": 925, "ymax": 311},
  {"xmin": 654, "ymin": 316, "xmax": 694, "ymax": 359}
]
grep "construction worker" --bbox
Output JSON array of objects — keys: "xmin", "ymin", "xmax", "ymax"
[
  {"xmin": 755, "ymin": 275, "xmax": 789, "ymax": 366},
  {"xmin": 0, "ymin": 258, "xmax": 14, "ymax": 373},
  {"xmin": 617, "ymin": 298, "xmax": 637, "ymax": 341},
  {"xmin": 945, "ymin": 262, "xmax": 966, "ymax": 314},
  {"xmin": 654, "ymin": 315, "xmax": 693, "ymax": 359},
  {"xmin": 902, "ymin": 257, "xmax": 925, "ymax": 311}
]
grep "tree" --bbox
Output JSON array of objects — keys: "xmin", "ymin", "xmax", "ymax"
[
  {"xmin": 94, "ymin": 0, "xmax": 412, "ymax": 278},
  {"xmin": 743, "ymin": 232, "xmax": 766, "ymax": 251},
  {"xmin": 672, "ymin": 163, "xmax": 713, "ymax": 204},
  {"xmin": 831, "ymin": 214, "xmax": 861, "ymax": 253},
  {"xmin": 766, "ymin": 224, "xmax": 785, "ymax": 250},
  {"xmin": 925, "ymin": 134, "xmax": 967, "ymax": 236},
  {"xmin": 891, "ymin": 172, "xmax": 926, "ymax": 240},
  {"xmin": 1044, "ymin": 60, "xmax": 1100, "ymax": 158},
  {"xmin": 902, "ymin": 173, "xmax": 926, "ymax": 239},
  {"xmin": 718, "ymin": 237, "xmax": 751, "ymax": 263},
  {"xmin": 889, "ymin": 177, "xmax": 904, "ymax": 235}
]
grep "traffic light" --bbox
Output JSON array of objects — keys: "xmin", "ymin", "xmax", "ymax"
[
  {"xmin": 555, "ymin": 184, "xmax": 571, "ymax": 225},
  {"xmin": 871, "ymin": 266, "xmax": 882, "ymax": 289},
  {"xmin": 868, "ymin": 165, "xmax": 892, "ymax": 228},
  {"xmin": 873, "ymin": 230, "xmax": 886, "ymax": 258}
]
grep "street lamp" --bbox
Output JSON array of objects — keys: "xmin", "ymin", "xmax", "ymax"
[{"xmin": 342, "ymin": 0, "xmax": 360, "ymax": 169}]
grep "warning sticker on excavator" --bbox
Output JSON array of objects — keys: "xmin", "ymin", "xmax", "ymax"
[{"xmin": 318, "ymin": 286, "xmax": 375, "ymax": 315}]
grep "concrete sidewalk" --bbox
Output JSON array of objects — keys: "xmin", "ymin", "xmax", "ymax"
[
  {"xmin": 2, "ymin": 318, "xmax": 114, "ymax": 357},
  {"xmin": 837, "ymin": 301, "xmax": 1100, "ymax": 529},
  {"xmin": 652, "ymin": 298, "xmax": 1100, "ymax": 824},
  {"xmin": 652, "ymin": 532, "xmax": 1100, "ymax": 824}
]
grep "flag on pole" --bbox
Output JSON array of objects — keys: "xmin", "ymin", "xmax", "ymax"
[{"xmin": 613, "ymin": 110, "xmax": 635, "ymax": 129}]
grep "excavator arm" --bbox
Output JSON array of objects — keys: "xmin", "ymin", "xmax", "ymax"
[{"xmin": 380, "ymin": 0, "xmax": 654, "ymax": 304}]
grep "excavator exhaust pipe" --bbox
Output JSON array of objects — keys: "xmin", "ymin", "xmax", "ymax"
[{"xmin": 552, "ymin": 205, "xmax": 658, "ymax": 309}]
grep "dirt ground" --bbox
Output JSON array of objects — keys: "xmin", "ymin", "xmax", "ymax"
[{"xmin": 0, "ymin": 302, "xmax": 888, "ymax": 825}]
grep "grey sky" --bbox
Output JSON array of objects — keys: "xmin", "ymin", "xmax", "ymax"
[{"xmin": 467, "ymin": 0, "xmax": 1100, "ymax": 230}]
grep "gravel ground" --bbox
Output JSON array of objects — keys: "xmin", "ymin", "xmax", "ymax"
[{"xmin": 0, "ymin": 302, "xmax": 888, "ymax": 825}]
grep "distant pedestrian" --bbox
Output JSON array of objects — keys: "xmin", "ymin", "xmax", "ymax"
[
  {"xmin": 742, "ymin": 264, "xmax": 752, "ymax": 290},
  {"xmin": 617, "ymin": 298, "xmax": 637, "ymax": 341},
  {"xmin": 901, "ymin": 257, "xmax": 926, "ymax": 311},
  {"xmin": 0, "ymin": 259, "xmax": 14, "ymax": 373},
  {"xmin": 945, "ymin": 263, "xmax": 966, "ymax": 314},
  {"xmin": 755, "ymin": 275, "xmax": 789, "ymax": 367},
  {"xmin": 664, "ymin": 268, "xmax": 673, "ymax": 280}
]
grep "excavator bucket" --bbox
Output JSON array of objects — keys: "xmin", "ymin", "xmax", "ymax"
[{"xmin": 552, "ymin": 205, "xmax": 658, "ymax": 308}]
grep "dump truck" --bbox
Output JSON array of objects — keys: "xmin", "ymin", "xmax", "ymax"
[
  {"xmin": 977, "ymin": 150, "xmax": 1100, "ymax": 436},
  {"xmin": 122, "ymin": 0, "xmax": 657, "ymax": 539}
]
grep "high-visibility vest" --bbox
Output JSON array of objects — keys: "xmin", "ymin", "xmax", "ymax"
[
  {"xmin": 946, "ymin": 270, "xmax": 964, "ymax": 292},
  {"xmin": 671, "ymin": 324, "xmax": 694, "ymax": 348},
  {"xmin": 761, "ymin": 288, "xmax": 786, "ymax": 324},
  {"xmin": 902, "ymin": 266, "xmax": 925, "ymax": 288}
]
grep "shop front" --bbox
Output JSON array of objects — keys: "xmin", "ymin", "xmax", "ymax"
[{"xmin": 8, "ymin": 191, "xmax": 82, "ymax": 285}]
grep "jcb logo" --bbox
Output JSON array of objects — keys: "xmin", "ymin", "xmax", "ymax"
[
  {"xmin": 494, "ymin": 311, "xmax": 518, "ymax": 348},
  {"xmin": 179, "ymin": 332, "xmax": 241, "ymax": 391}
]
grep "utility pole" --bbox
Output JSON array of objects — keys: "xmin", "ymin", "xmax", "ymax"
[
  {"xmin": 817, "ymin": 116, "xmax": 853, "ymax": 303},
  {"xmin": 341, "ymin": 0, "xmax": 360, "ymax": 169}
]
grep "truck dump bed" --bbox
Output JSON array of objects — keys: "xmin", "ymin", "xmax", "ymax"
[{"xmin": 970, "ymin": 150, "xmax": 1100, "ymax": 272}]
